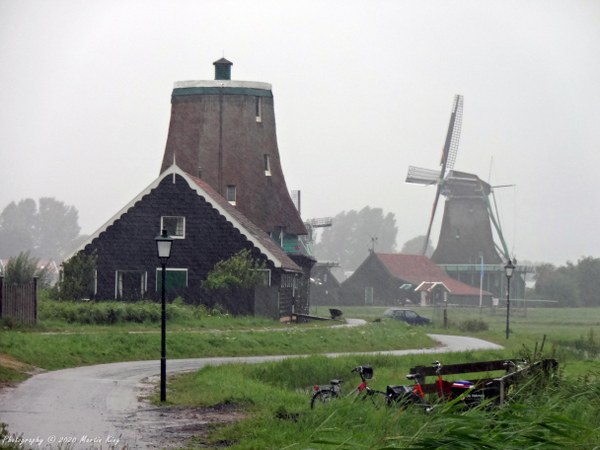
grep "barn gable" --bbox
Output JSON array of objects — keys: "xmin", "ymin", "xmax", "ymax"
[{"xmin": 71, "ymin": 164, "xmax": 307, "ymax": 318}]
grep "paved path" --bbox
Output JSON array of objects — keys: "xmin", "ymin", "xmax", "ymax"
[{"xmin": 0, "ymin": 333, "xmax": 502, "ymax": 449}]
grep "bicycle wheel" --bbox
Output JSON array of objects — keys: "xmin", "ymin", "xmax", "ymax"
[
  {"xmin": 364, "ymin": 390, "xmax": 389, "ymax": 409},
  {"xmin": 388, "ymin": 391, "xmax": 431, "ymax": 410},
  {"xmin": 311, "ymin": 389, "xmax": 338, "ymax": 409}
]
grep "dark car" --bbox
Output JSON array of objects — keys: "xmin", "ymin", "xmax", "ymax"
[{"xmin": 383, "ymin": 308, "xmax": 431, "ymax": 325}]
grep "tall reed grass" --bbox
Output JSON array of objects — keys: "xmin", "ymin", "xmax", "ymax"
[{"xmin": 165, "ymin": 354, "xmax": 600, "ymax": 449}]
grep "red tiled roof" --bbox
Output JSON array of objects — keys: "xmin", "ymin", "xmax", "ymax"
[{"xmin": 375, "ymin": 253, "xmax": 491, "ymax": 297}]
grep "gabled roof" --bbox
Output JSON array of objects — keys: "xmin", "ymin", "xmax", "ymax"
[
  {"xmin": 72, "ymin": 164, "xmax": 301, "ymax": 272},
  {"xmin": 375, "ymin": 253, "xmax": 491, "ymax": 297},
  {"xmin": 415, "ymin": 281, "xmax": 450, "ymax": 293}
]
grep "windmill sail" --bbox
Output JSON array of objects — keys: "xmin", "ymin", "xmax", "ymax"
[{"xmin": 404, "ymin": 94, "xmax": 463, "ymax": 255}]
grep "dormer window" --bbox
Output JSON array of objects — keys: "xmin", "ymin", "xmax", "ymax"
[{"xmin": 264, "ymin": 154, "xmax": 271, "ymax": 176}]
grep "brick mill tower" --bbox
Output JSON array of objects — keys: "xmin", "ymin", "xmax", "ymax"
[{"xmin": 160, "ymin": 58, "xmax": 313, "ymax": 278}]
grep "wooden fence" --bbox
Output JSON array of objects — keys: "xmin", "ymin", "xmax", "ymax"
[{"xmin": 0, "ymin": 277, "xmax": 38, "ymax": 324}]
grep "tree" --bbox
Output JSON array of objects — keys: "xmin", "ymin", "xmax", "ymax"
[
  {"xmin": 0, "ymin": 197, "xmax": 82, "ymax": 260},
  {"xmin": 3, "ymin": 251, "xmax": 52, "ymax": 288},
  {"xmin": 314, "ymin": 206, "xmax": 397, "ymax": 272},
  {"xmin": 401, "ymin": 235, "xmax": 434, "ymax": 257},
  {"xmin": 51, "ymin": 251, "xmax": 97, "ymax": 300},
  {"xmin": 533, "ymin": 258, "xmax": 600, "ymax": 307},
  {"xmin": 202, "ymin": 249, "xmax": 267, "ymax": 291},
  {"xmin": 575, "ymin": 257, "xmax": 600, "ymax": 306}
]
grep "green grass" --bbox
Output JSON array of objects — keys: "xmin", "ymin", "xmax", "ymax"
[
  {"xmin": 4, "ymin": 303, "xmax": 600, "ymax": 447},
  {"xmin": 165, "ymin": 353, "xmax": 600, "ymax": 449},
  {"xmin": 0, "ymin": 316, "xmax": 433, "ymax": 372}
]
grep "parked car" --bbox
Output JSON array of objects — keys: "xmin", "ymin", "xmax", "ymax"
[{"xmin": 383, "ymin": 308, "xmax": 431, "ymax": 325}]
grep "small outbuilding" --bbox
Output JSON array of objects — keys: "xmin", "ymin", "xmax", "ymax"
[{"xmin": 340, "ymin": 252, "xmax": 492, "ymax": 306}]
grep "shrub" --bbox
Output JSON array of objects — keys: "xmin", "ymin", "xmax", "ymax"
[
  {"xmin": 202, "ymin": 249, "xmax": 266, "ymax": 291},
  {"xmin": 50, "ymin": 251, "xmax": 96, "ymax": 300},
  {"xmin": 3, "ymin": 251, "xmax": 52, "ymax": 287},
  {"xmin": 458, "ymin": 318, "xmax": 489, "ymax": 332}
]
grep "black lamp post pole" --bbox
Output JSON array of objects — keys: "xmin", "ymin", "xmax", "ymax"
[
  {"xmin": 160, "ymin": 258, "xmax": 167, "ymax": 402},
  {"xmin": 156, "ymin": 228, "xmax": 172, "ymax": 403}
]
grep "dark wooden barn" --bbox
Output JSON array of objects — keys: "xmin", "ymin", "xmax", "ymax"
[
  {"xmin": 310, "ymin": 262, "xmax": 343, "ymax": 306},
  {"xmin": 340, "ymin": 252, "xmax": 492, "ymax": 306},
  {"xmin": 72, "ymin": 164, "xmax": 310, "ymax": 319}
]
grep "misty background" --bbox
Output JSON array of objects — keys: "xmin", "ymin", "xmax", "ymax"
[{"xmin": 1, "ymin": 0, "xmax": 599, "ymax": 265}]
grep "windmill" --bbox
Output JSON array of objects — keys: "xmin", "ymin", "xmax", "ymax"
[{"xmin": 405, "ymin": 95, "xmax": 511, "ymax": 265}]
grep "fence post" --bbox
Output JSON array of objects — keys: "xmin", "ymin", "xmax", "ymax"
[{"xmin": 33, "ymin": 276, "xmax": 38, "ymax": 324}]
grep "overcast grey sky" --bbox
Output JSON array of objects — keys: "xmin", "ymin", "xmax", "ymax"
[{"xmin": 1, "ymin": 0, "xmax": 599, "ymax": 265}]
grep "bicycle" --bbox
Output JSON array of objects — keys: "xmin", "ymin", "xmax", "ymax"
[
  {"xmin": 310, "ymin": 365, "xmax": 388, "ymax": 409},
  {"xmin": 386, "ymin": 372, "xmax": 430, "ymax": 409},
  {"xmin": 387, "ymin": 360, "xmax": 483, "ymax": 410},
  {"xmin": 431, "ymin": 360, "xmax": 486, "ymax": 407}
]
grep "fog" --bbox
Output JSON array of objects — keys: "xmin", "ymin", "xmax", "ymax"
[{"xmin": 1, "ymin": 0, "xmax": 599, "ymax": 265}]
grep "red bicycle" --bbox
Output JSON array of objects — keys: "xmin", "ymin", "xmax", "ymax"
[{"xmin": 387, "ymin": 360, "xmax": 484, "ymax": 409}]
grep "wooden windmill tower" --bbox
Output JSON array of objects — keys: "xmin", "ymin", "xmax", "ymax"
[
  {"xmin": 160, "ymin": 58, "xmax": 308, "ymax": 253},
  {"xmin": 405, "ymin": 95, "xmax": 511, "ymax": 266}
]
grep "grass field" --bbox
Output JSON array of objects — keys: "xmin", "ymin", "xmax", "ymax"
[
  {"xmin": 160, "ymin": 305, "xmax": 600, "ymax": 448},
  {"xmin": 3, "ymin": 301, "xmax": 600, "ymax": 448}
]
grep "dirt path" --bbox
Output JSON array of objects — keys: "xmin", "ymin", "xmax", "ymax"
[{"xmin": 0, "ymin": 333, "xmax": 503, "ymax": 449}]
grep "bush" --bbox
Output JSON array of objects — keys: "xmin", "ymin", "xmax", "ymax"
[{"xmin": 458, "ymin": 318, "xmax": 489, "ymax": 332}]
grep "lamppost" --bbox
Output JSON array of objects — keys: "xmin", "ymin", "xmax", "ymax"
[
  {"xmin": 155, "ymin": 229, "xmax": 173, "ymax": 402},
  {"xmin": 504, "ymin": 259, "xmax": 515, "ymax": 340}
]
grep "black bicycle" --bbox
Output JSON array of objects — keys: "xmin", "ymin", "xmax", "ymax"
[{"xmin": 311, "ymin": 365, "xmax": 388, "ymax": 409}]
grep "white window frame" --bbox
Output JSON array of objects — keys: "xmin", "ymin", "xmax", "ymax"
[
  {"xmin": 255, "ymin": 96, "xmax": 262, "ymax": 123},
  {"xmin": 161, "ymin": 216, "xmax": 186, "ymax": 239},
  {"xmin": 264, "ymin": 154, "xmax": 271, "ymax": 176},
  {"xmin": 227, "ymin": 185, "xmax": 237, "ymax": 205},
  {"xmin": 114, "ymin": 270, "xmax": 148, "ymax": 300}
]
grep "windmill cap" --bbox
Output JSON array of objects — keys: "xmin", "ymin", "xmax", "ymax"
[{"xmin": 213, "ymin": 57, "xmax": 233, "ymax": 80}]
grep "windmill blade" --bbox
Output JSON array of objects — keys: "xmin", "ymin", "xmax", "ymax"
[
  {"xmin": 484, "ymin": 188, "xmax": 511, "ymax": 261},
  {"xmin": 406, "ymin": 166, "xmax": 441, "ymax": 185},
  {"xmin": 420, "ymin": 95, "xmax": 463, "ymax": 255},
  {"xmin": 439, "ymin": 95, "xmax": 464, "ymax": 178},
  {"xmin": 422, "ymin": 183, "xmax": 442, "ymax": 255}
]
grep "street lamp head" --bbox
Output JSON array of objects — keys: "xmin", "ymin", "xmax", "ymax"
[
  {"xmin": 155, "ymin": 229, "xmax": 173, "ymax": 261},
  {"xmin": 504, "ymin": 259, "xmax": 515, "ymax": 279}
]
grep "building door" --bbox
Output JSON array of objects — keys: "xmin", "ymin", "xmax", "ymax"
[{"xmin": 364, "ymin": 287, "xmax": 374, "ymax": 305}]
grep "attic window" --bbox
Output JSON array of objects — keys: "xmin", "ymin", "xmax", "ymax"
[
  {"xmin": 255, "ymin": 97, "xmax": 262, "ymax": 122},
  {"xmin": 227, "ymin": 185, "xmax": 237, "ymax": 205},
  {"xmin": 161, "ymin": 216, "xmax": 185, "ymax": 239},
  {"xmin": 264, "ymin": 154, "xmax": 271, "ymax": 176}
]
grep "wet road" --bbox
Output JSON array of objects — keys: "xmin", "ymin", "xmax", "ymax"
[{"xmin": 0, "ymin": 333, "xmax": 502, "ymax": 449}]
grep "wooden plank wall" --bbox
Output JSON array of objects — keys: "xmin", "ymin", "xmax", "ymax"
[{"xmin": 0, "ymin": 278, "xmax": 37, "ymax": 324}]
